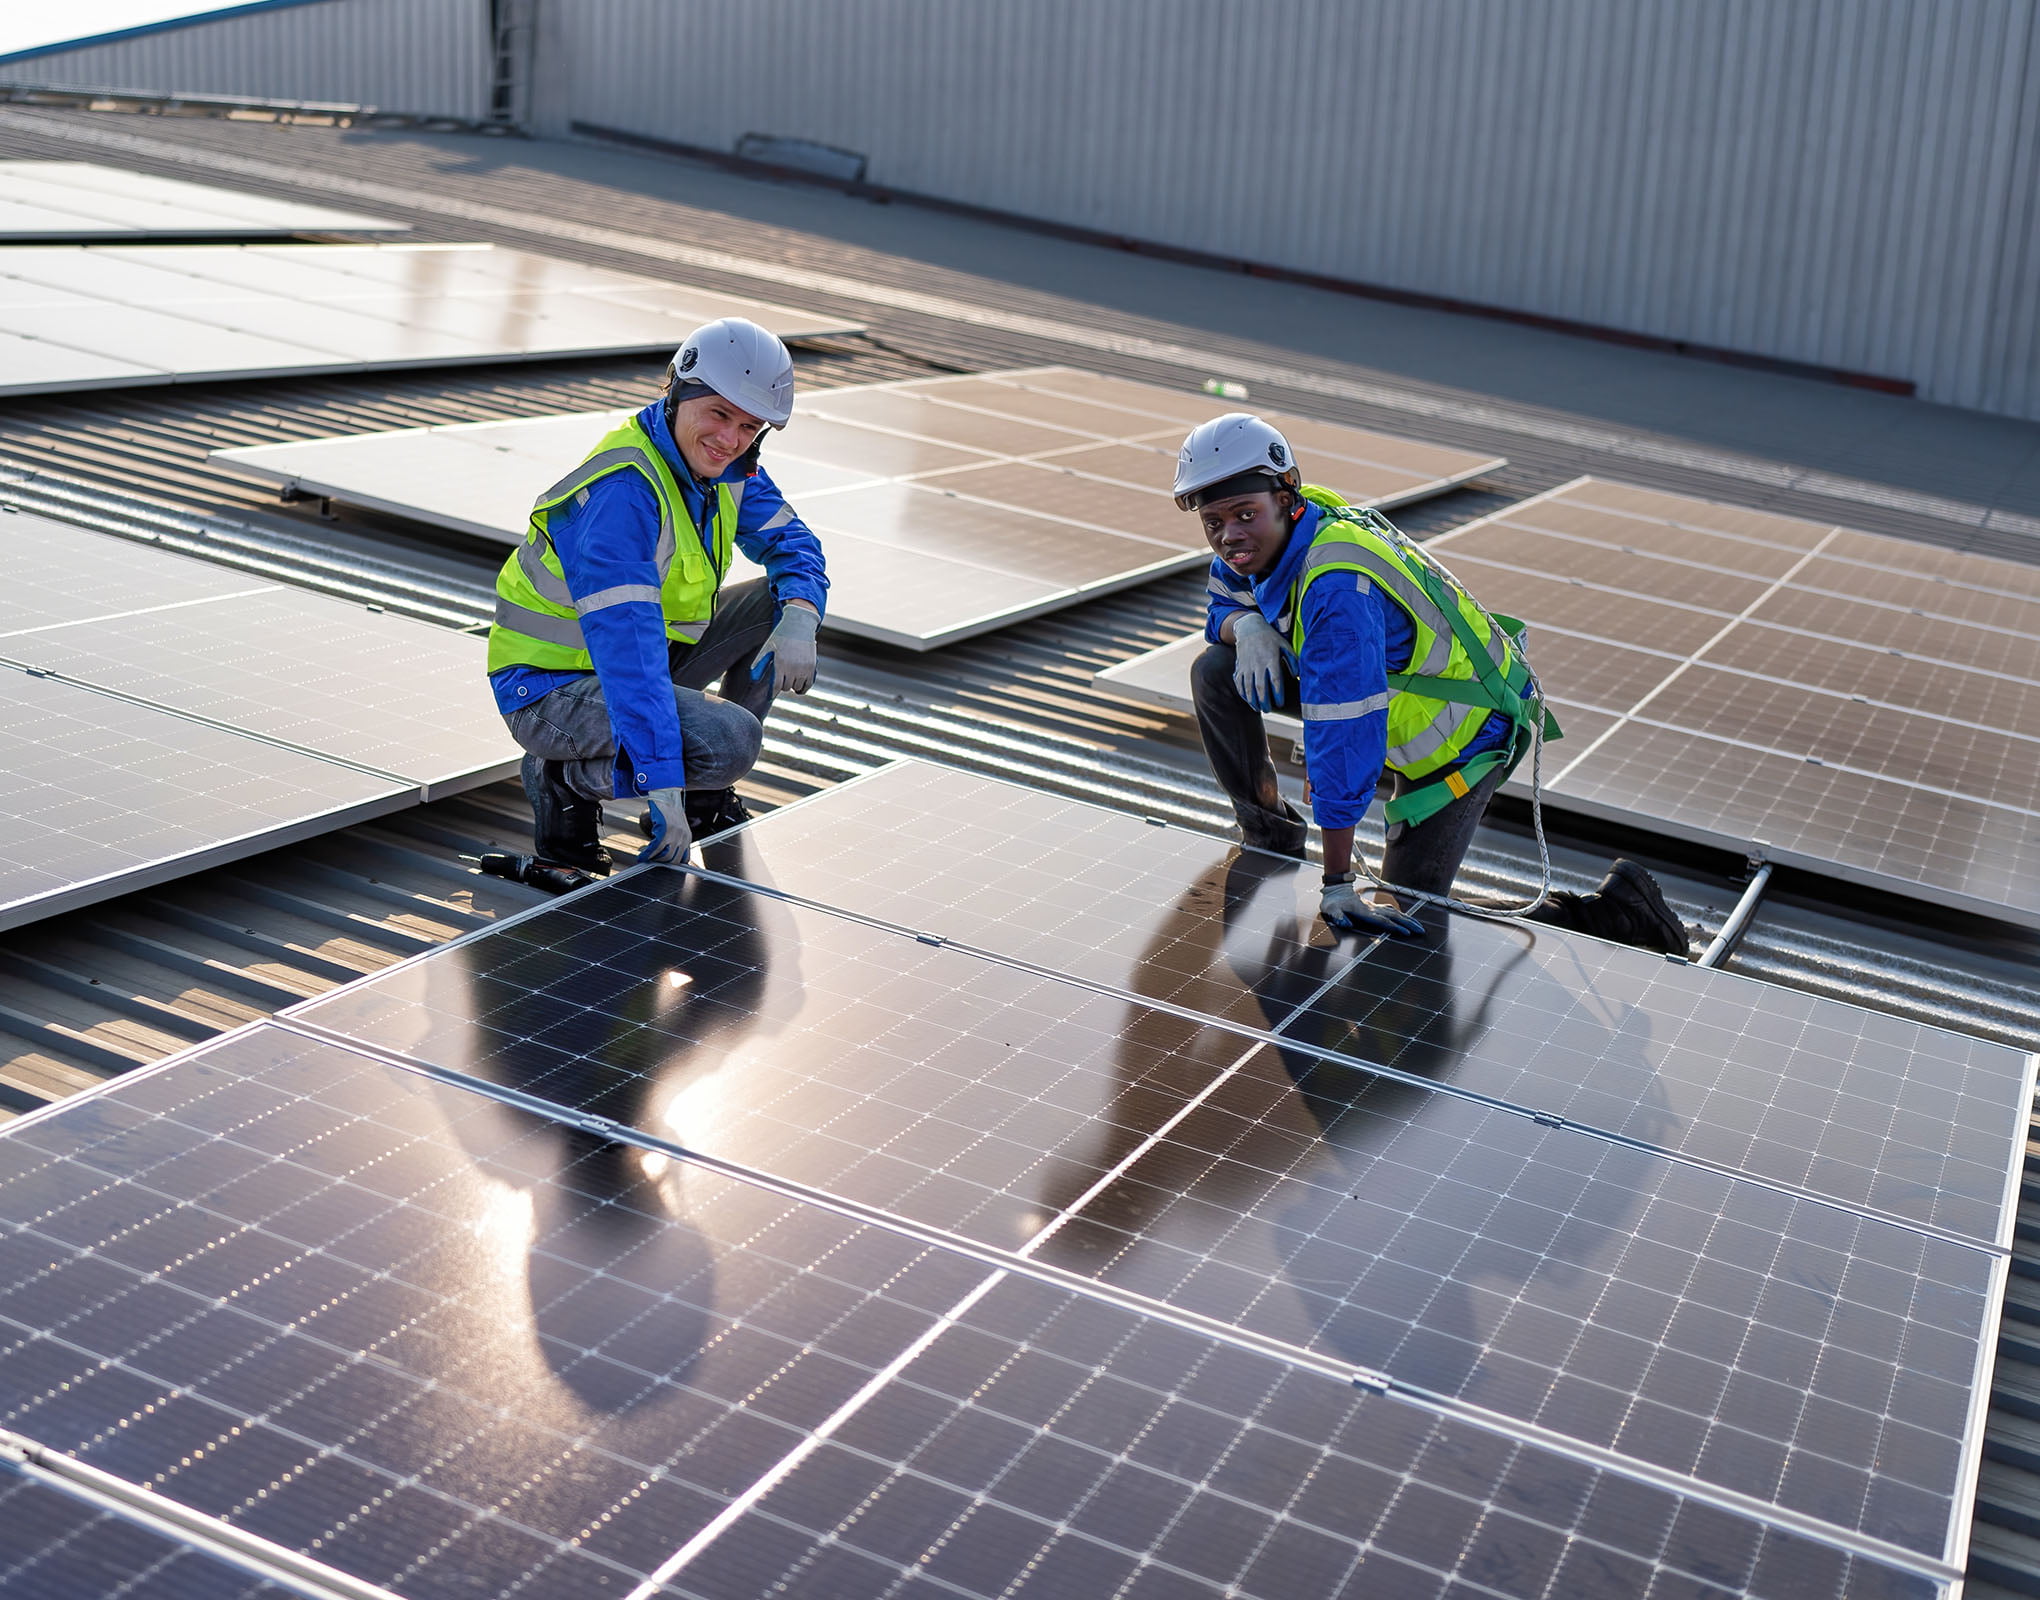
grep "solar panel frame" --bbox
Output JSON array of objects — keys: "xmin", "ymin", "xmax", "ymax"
[
  {"xmin": 0, "ymin": 664, "xmax": 412, "ymax": 933},
  {"xmin": 0, "ymin": 160, "xmax": 408, "ymax": 241},
  {"xmin": 0, "ymin": 243, "xmax": 861, "ymax": 399},
  {"xmin": 0, "ymin": 512, "xmax": 518, "ymax": 927},
  {"xmin": 211, "ymin": 368, "xmax": 1505, "ymax": 651}
]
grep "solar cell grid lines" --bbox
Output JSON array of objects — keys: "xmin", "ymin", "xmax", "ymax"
[
  {"xmin": 0, "ymin": 665, "xmax": 408, "ymax": 930},
  {"xmin": 211, "ymin": 366, "xmax": 1508, "ymax": 650},
  {"xmin": 0, "ymin": 764, "xmax": 2022, "ymax": 1596},
  {"xmin": 0, "ymin": 160, "xmax": 407, "ymax": 241},
  {"xmin": 0, "ymin": 510, "xmax": 517, "ymax": 929},
  {"xmin": 1097, "ymin": 474, "xmax": 2040, "ymax": 926},
  {"xmin": 0, "ymin": 1458, "xmax": 294, "ymax": 1599},
  {"xmin": 0, "ymin": 1027, "xmax": 1946, "ymax": 1600},
  {"xmin": 0, "ymin": 242, "xmax": 861, "ymax": 399}
]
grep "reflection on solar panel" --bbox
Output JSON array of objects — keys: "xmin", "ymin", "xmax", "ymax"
[
  {"xmin": 0, "ymin": 1024, "xmax": 1948, "ymax": 1599},
  {"xmin": 1421, "ymin": 476, "xmax": 2040, "ymax": 927},
  {"xmin": 234, "ymin": 761, "xmax": 2025, "ymax": 1593},
  {"xmin": 0, "ymin": 242, "xmax": 860, "ymax": 398},
  {"xmin": 211, "ymin": 367, "xmax": 1506, "ymax": 649},
  {"xmin": 1095, "ymin": 476, "xmax": 2040, "ymax": 928},
  {"xmin": 0, "ymin": 509, "xmax": 517, "ymax": 928},
  {"xmin": 0, "ymin": 160, "xmax": 406, "ymax": 241}
]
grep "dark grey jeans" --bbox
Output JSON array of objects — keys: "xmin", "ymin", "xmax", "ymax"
[
  {"xmin": 1189, "ymin": 639, "xmax": 1507, "ymax": 898},
  {"xmin": 503, "ymin": 578, "xmax": 775, "ymax": 801}
]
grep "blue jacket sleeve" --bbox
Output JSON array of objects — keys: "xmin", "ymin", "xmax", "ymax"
[
  {"xmin": 1204, "ymin": 559, "xmax": 1255, "ymax": 644},
  {"xmin": 734, "ymin": 465, "xmax": 829, "ymax": 618},
  {"xmin": 1298, "ymin": 572, "xmax": 1391, "ymax": 830},
  {"xmin": 551, "ymin": 472, "xmax": 687, "ymax": 797}
]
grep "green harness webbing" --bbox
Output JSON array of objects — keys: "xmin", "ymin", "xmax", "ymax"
[{"xmin": 1356, "ymin": 508, "xmax": 1563, "ymax": 828}]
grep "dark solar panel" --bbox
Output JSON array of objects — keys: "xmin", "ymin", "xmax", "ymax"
[
  {"xmin": 684, "ymin": 1272, "xmax": 1944, "ymax": 1600},
  {"xmin": 1421, "ymin": 477, "xmax": 2040, "ymax": 925},
  {"xmin": 0, "ymin": 1024, "xmax": 1952, "ymax": 1600},
  {"xmin": 0, "ymin": 1028, "xmax": 991, "ymax": 1600},
  {"xmin": 0, "ymin": 666, "xmax": 408, "ymax": 932},
  {"xmin": 0, "ymin": 1457, "xmax": 294, "ymax": 1599}
]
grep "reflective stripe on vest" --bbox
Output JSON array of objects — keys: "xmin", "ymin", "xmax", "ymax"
[
  {"xmin": 487, "ymin": 416, "xmax": 737, "ymax": 675},
  {"xmin": 1286, "ymin": 498, "xmax": 1516, "ymax": 781}
]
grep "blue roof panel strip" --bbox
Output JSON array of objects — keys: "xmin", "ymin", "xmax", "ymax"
[{"xmin": 0, "ymin": 1, "xmax": 333, "ymax": 67}]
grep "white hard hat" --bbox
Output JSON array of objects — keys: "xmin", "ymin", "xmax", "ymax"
[
  {"xmin": 670, "ymin": 317, "xmax": 795, "ymax": 428},
  {"xmin": 1173, "ymin": 412, "xmax": 1301, "ymax": 510}
]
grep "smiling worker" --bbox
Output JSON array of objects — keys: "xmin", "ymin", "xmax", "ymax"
[
  {"xmin": 1177, "ymin": 412, "xmax": 1685, "ymax": 952},
  {"xmin": 489, "ymin": 318, "xmax": 827, "ymax": 876}
]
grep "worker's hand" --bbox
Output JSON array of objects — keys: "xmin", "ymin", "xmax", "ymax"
[
  {"xmin": 638, "ymin": 787, "xmax": 692, "ymax": 865},
  {"xmin": 1230, "ymin": 612, "xmax": 1287, "ymax": 712},
  {"xmin": 751, "ymin": 602, "xmax": 820, "ymax": 695},
  {"xmin": 1320, "ymin": 874, "xmax": 1426, "ymax": 937}
]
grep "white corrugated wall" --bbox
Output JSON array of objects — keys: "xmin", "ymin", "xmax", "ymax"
[
  {"xmin": 0, "ymin": 0, "xmax": 494, "ymax": 121},
  {"xmin": 563, "ymin": 0, "xmax": 2040, "ymax": 421}
]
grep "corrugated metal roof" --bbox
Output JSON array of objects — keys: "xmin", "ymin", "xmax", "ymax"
[{"xmin": 0, "ymin": 101, "xmax": 2034, "ymax": 1594}]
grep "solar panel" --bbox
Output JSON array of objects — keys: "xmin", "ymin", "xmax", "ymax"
[
  {"xmin": 0, "ymin": 160, "xmax": 406, "ymax": 242},
  {"xmin": 0, "ymin": 511, "xmax": 519, "ymax": 927},
  {"xmin": 211, "ymin": 368, "xmax": 1506, "ymax": 650},
  {"xmin": 1422, "ymin": 478, "xmax": 2040, "ymax": 927},
  {"xmin": 0, "ymin": 1457, "xmax": 292, "ymax": 1599},
  {"xmin": 0, "ymin": 663, "xmax": 408, "ymax": 931},
  {"xmin": 1096, "ymin": 476, "xmax": 2040, "ymax": 927},
  {"xmin": 0, "ymin": 244, "xmax": 861, "ymax": 398},
  {"xmin": 0, "ymin": 1019, "xmax": 1962, "ymax": 1598},
  {"xmin": 272, "ymin": 763, "xmax": 2024, "ymax": 1586}
]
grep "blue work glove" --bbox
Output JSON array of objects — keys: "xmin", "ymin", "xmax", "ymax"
[
  {"xmin": 638, "ymin": 787, "xmax": 692, "ymax": 865},
  {"xmin": 1230, "ymin": 612, "xmax": 1287, "ymax": 712},
  {"xmin": 751, "ymin": 602, "xmax": 820, "ymax": 695},
  {"xmin": 1320, "ymin": 873, "xmax": 1426, "ymax": 938}
]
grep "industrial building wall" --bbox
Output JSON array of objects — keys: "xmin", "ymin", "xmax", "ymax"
[
  {"xmin": 0, "ymin": 0, "xmax": 493, "ymax": 121},
  {"xmin": 567, "ymin": 0, "xmax": 2040, "ymax": 423}
]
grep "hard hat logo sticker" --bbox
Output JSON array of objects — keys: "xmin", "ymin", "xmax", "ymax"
[
  {"xmin": 1268, "ymin": 442, "xmax": 1287, "ymax": 468},
  {"xmin": 678, "ymin": 345, "xmax": 699, "ymax": 372}
]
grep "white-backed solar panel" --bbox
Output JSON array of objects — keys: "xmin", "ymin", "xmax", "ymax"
[
  {"xmin": 211, "ymin": 368, "xmax": 1506, "ymax": 650},
  {"xmin": 0, "ymin": 243, "xmax": 862, "ymax": 398},
  {"xmin": 0, "ymin": 160, "xmax": 407, "ymax": 241}
]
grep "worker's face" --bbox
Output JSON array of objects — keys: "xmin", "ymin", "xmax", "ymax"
[
  {"xmin": 1198, "ymin": 490, "xmax": 1291, "ymax": 578},
  {"xmin": 670, "ymin": 392, "xmax": 768, "ymax": 479}
]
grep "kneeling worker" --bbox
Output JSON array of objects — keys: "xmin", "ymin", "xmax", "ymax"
[
  {"xmin": 489, "ymin": 318, "xmax": 828, "ymax": 871},
  {"xmin": 1176, "ymin": 412, "xmax": 1684, "ymax": 952}
]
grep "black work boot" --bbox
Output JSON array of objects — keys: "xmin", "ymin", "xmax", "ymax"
[
  {"xmin": 521, "ymin": 753, "xmax": 612, "ymax": 876},
  {"xmin": 1237, "ymin": 800, "xmax": 1309, "ymax": 861},
  {"xmin": 1539, "ymin": 860, "xmax": 1686, "ymax": 955},
  {"xmin": 686, "ymin": 787, "xmax": 753, "ymax": 838}
]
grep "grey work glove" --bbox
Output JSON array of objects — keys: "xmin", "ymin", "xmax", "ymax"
[
  {"xmin": 751, "ymin": 602, "xmax": 820, "ymax": 695},
  {"xmin": 1320, "ymin": 873, "xmax": 1426, "ymax": 938},
  {"xmin": 1230, "ymin": 611, "xmax": 1287, "ymax": 712},
  {"xmin": 638, "ymin": 787, "xmax": 692, "ymax": 865}
]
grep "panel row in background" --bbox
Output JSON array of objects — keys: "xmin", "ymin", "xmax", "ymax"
[
  {"xmin": 0, "ymin": 509, "xmax": 517, "ymax": 930},
  {"xmin": 0, "ymin": 241, "xmax": 860, "ymax": 397},
  {"xmin": 0, "ymin": 159, "xmax": 407, "ymax": 241},
  {"xmin": 1095, "ymin": 475, "xmax": 2040, "ymax": 930},
  {"xmin": 0, "ymin": 1021, "xmax": 1949, "ymax": 1599},
  {"xmin": 273, "ymin": 762, "xmax": 2028, "ymax": 1587},
  {"xmin": 213, "ymin": 366, "xmax": 1508, "ymax": 650}
]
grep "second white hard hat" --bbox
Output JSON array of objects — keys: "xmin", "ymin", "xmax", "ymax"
[
  {"xmin": 671, "ymin": 318, "xmax": 795, "ymax": 427},
  {"xmin": 1173, "ymin": 412, "xmax": 1301, "ymax": 510}
]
